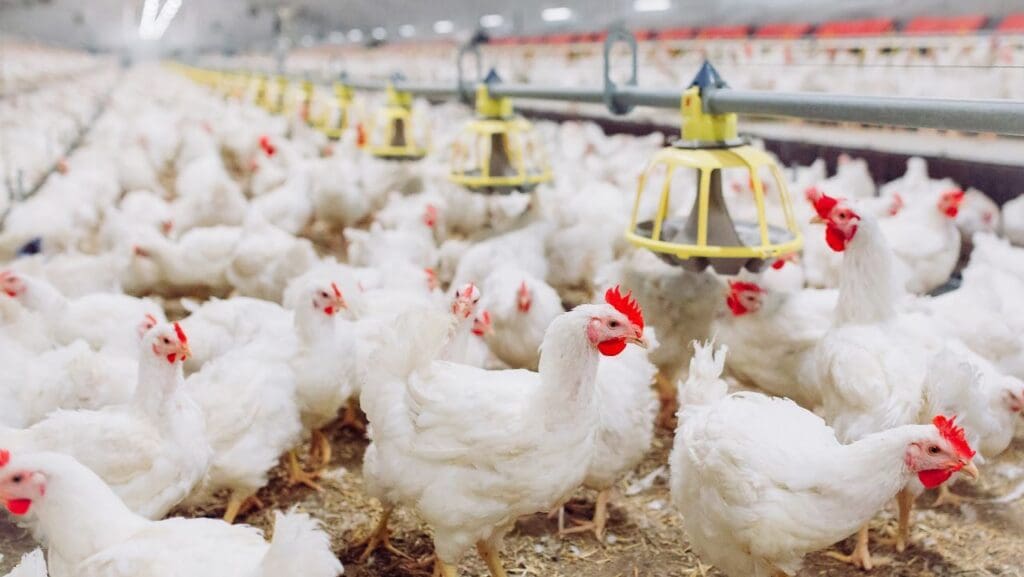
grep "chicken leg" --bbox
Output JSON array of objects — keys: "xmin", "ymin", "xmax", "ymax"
[
  {"xmin": 932, "ymin": 484, "xmax": 972, "ymax": 508},
  {"xmin": 286, "ymin": 450, "xmax": 323, "ymax": 491},
  {"xmin": 655, "ymin": 371, "xmax": 678, "ymax": 430},
  {"xmin": 476, "ymin": 541, "xmax": 508, "ymax": 577},
  {"xmin": 357, "ymin": 506, "xmax": 410, "ymax": 562},
  {"xmin": 339, "ymin": 398, "xmax": 366, "ymax": 433},
  {"xmin": 223, "ymin": 491, "xmax": 264, "ymax": 524},
  {"xmin": 825, "ymin": 525, "xmax": 890, "ymax": 570},
  {"xmin": 432, "ymin": 557, "xmax": 458, "ymax": 577},
  {"xmin": 894, "ymin": 487, "xmax": 915, "ymax": 552},
  {"xmin": 560, "ymin": 489, "xmax": 611, "ymax": 541},
  {"xmin": 308, "ymin": 428, "xmax": 332, "ymax": 469}
]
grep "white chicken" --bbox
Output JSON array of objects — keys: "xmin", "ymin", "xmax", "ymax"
[
  {"xmin": 0, "ymin": 323, "xmax": 209, "ymax": 520},
  {"xmin": 0, "ymin": 450, "xmax": 342, "ymax": 577},
  {"xmin": 479, "ymin": 265, "xmax": 563, "ymax": 370},
  {"xmin": 713, "ymin": 280, "xmax": 833, "ymax": 409},
  {"xmin": 225, "ymin": 214, "xmax": 318, "ymax": 302},
  {"xmin": 670, "ymin": 341, "xmax": 978, "ymax": 577},
  {"xmin": 878, "ymin": 187, "xmax": 964, "ymax": 294},
  {"xmin": 0, "ymin": 270, "xmax": 166, "ymax": 356},
  {"xmin": 358, "ymin": 287, "xmax": 646, "ymax": 575}
]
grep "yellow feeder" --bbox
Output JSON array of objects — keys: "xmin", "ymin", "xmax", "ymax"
[
  {"xmin": 449, "ymin": 71, "xmax": 552, "ymax": 194},
  {"xmin": 366, "ymin": 83, "xmax": 428, "ymax": 161},
  {"xmin": 315, "ymin": 82, "xmax": 354, "ymax": 140},
  {"xmin": 282, "ymin": 79, "xmax": 314, "ymax": 120},
  {"xmin": 626, "ymin": 62, "xmax": 803, "ymax": 275}
]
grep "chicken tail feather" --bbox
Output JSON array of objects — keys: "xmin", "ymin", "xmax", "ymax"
[{"xmin": 258, "ymin": 510, "xmax": 343, "ymax": 577}]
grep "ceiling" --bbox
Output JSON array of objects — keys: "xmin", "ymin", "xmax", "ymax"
[{"xmin": 1, "ymin": 0, "xmax": 1020, "ymax": 54}]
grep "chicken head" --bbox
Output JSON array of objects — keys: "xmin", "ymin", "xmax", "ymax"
[
  {"xmin": 938, "ymin": 189, "xmax": 966, "ymax": 219},
  {"xmin": 726, "ymin": 281, "xmax": 764, "ymax": 316},
  {"xmin": 811, "ymin": 193, "xmax": 861, "ymax": 252},
  {"xmin": 516, "ymin": 281, "xmax": 532, "ymax": 313},
  {"xmin": 0, "ymin": 450, "xmax": 45, "ymax": 516},
  {"xmin": 472, "ymin": 310, "xmax": 493, "ymax": 337},
  {"xmin": 144, "ymin": 322, "xmax": 191, "ymax": 364},
  {"xmin": 908, "ymin": 415, "xmax": 979, "ymax": 489},
  {"xmin": 309, "ymin": 282, "xmax": 347, "ymax": 316},
  {"xmin": 0, "ymin": 270, "xmax": 25, "ymax": 298},
  {"xmin": 590, "ymin": 286, "xmax": 646, "ymax": 357},
  {"xmin": 452, "ymin": 283, "xmax": 481, "ymax": 319}
]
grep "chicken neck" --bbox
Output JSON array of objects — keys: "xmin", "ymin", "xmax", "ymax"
[
  {"xmin": 835, "ymin": 217, "xmax": 900, "ymax": 326},
  {"xmin": 32, "ymin": 458, "xmax": 147, "ymax": 567},
  {"xmin": 133, "ymin": 352, "xmax": 186, "ymax": 417},
  {"xmin": 531, "ymin": 307, "xmax": 602, "ymax": 430}
]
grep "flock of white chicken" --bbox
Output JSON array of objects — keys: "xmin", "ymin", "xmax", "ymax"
[{"xmin": 0, "ymin": 51, "xmax": 1023, "ymax": 577}]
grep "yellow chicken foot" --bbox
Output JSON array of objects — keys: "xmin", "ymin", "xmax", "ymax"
[
  {"xmin": 357, "ymin": 506, "xmax": 410, "ymax": 562},
  {"xmin": 308, "ymin": 428, "xmax": 332, "ymax": 469},
  {"xmin": 932, "ymin": 484, "xmax": 972, "ymax": 508},
  {"xmin": 654, "ymin": 371, "xmax": 678, "ymax": 430},
  {"xmin": 431, "ymin": 556, "xmax": 458, "ymax": 577},
  {"xmin": 825, "ymin": 525, "xmax": 890, "ymax": 570},
  {"xmin": 223, "ymin": 492, "xmax": 264, "ymax": 524},
  {"xmin": 286, "ymin": 450, "xmax": 323, "ymax": 491},
  {"xmin": 559, "ymin": 489, "xmax": 611, "ymax": 541},
  {"xmin": 475, "ymin": 541, "xmax": 508, "ymax": 577}
]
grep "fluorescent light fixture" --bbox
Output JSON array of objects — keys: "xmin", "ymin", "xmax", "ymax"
[
  {"xmin": 371, "ymin": 27, "xmax": 388, "ymax": 40},
  {"xmin": 399, "ymin": 24, "xmax": 416, "ymax": 38},
  {"xmin": 634, "ymin": 0, "xmax": 671, "ymax": 11},
  {"xmin": 139, "ymin": 0, "xmax": 182, "ymax": 40},
  {"xmin": 541, "ymin": 7, "xmax": 572, "ymax": 22},
  {"xmin": 328, "ymin": 31, "xmax": 346, "ymax": 43},
  {"xmin": 347, "ymin": 29, "xmax": 364, "ymax": 42},
  {"xmin": 433, "ymin": 20, "xmax": 454, "ymax": 34},
  {"xmin": 480, "ymin": 14, "xmax": 504, "ymax": 28}
]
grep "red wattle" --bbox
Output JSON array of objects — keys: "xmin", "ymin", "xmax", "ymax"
[
  {"xmin": 944, "ymin": 206, "xmax": 959, "ymax": 218},
  {"xmin": 324, "ymin": 306, "xmax": 334, "ymax": 316},
  {"xmin": 918, "ymin": 468, "xmax": 954, "ymax": 489},
  {"xmin": 597, "ymin": 339, "xmax": 627, "ymax": 356},
  {"xmin": 3, "ymin": 290, "xmax": 15, "ymax": 297},
  {"xmin": 5, "ymin": 499, "xmax": 31, "ymax": 516},
  {"xmin": 825, "ymin": 225, "xmax": 850, "ymax": 252},
  {"xmin": 166, "ymin": 353, "xmax": 177, "ymax": 364}
]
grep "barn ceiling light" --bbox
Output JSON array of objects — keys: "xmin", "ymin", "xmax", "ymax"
[
  {"xmin": 347, "ymin": 29, "xmax": 364, "ymax": 42},
  {"xmin": 399, "ymin": 24, "xmax": 416, "ymax": 38},
  {"xmin": 480, "ymin": 14, "xmax": 504, "ymax": 28},
  {"xmin": 139, "ymin": 0, "xmax": 182, "ymax": 40},
  {"xmin": 372, "ymin": 27, "xmax": 388, "ymax": 40},
  {"xmin": 434, "ymin": 20, "xmax": 454, "ymax": 34},
  {"xmin": 633, "ymin": 0, "xmax": 671, "ymax": 12},
  {"xmin": 541, "ymin": 7, "xmax": 572, "ymax": 22}
]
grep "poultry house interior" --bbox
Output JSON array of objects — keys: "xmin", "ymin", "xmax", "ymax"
[{"xmin": 2, "ymin": 1, "xmax": 1024, "ymax": 576}]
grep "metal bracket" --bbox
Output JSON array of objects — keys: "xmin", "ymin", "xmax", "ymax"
[
  {"xmin": 457, "ymin": 42, "xmax": 482, "ymax": 104},
  {"xmin": 602, "ymin": 24, "xmax": 638, "ymax": 115}
]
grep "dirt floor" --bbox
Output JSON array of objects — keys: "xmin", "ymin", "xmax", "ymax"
[{"xmin": 4, "ymin": 419, "xmax": 1021, "ymax": 576}]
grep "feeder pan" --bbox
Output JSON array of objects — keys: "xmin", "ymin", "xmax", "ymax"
[
  {"xmin": 625, "ymin": 62, "xmax": 802, "ymax": 276},
  {"xmin": 366, "ymin": 82, "xmax": 428, "ymax": 161},
  {"xmin": 316, "ymin": 82, "xmax": 354, "ymax": 140},
  {"xmin": 449, "ymin": 70, "xmax": 552, "ymax": 194}
]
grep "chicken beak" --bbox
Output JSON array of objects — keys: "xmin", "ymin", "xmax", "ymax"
[
  {"xmin": 809, "ymin": 215, "xmax": 825, "ymax": 224},
  {"xmin": 627, "ymin": 327, "xmax": 648, "ymax": 349},
  {"xmin": 959, "ymin": 461, "xmax": 980, "ymax": 481},
  {"xmin": 178, "ymin": 342, "xmax": 192, "ymax": 361}
]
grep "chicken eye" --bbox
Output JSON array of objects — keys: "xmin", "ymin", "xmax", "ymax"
[
  {"xmin": 162, "ymin": 337, "xmax": 170, "ymax": 344},
  {"xmin": 12, "ymin": 475, "xmax": 22, "ymax": 484},
  {"xmin": 320, "ymin": 291, "xmax": 329, "ymax": 298},
  {"xmin": 928, "ymin": 446, "xmax": 941, "ymax": 455},
  {"xmin": 609, "ymin": 320, "xmax": 620, "ymax": 328}
]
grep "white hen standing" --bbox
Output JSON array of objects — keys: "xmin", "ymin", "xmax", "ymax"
[
  {"xmin": 359, "ymin": 287, "xmax": 646, "ymax": 576},
  {"xmin": 670, "ymin": 341, "xmax": 978, "ymax": 577}
]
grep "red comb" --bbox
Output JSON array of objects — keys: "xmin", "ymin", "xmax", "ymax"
[
  {"xmin": 728, "ymin": 280, "xmax": 764, "ymax": 293},
  {"xmin": 0, "ymin": 449, "xmax": 8, "ymax": 468},
  {"xmin": 813, "ymin": 192, "xmax": 840, "ymax": 219},
  {"xmin": 605, "ymin": 286, "xmax": 643, "ymax": 330},
  {"xmin": 933, "ymin": 415, "xmax": 975, "ymax": 460},
  {"xmin": 173, "ymin": 322, "xmax": 188, "ymax": 345},
  {"xmin": 331, "ymin": 282, "xmax": 342, "ymax": 299}
]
